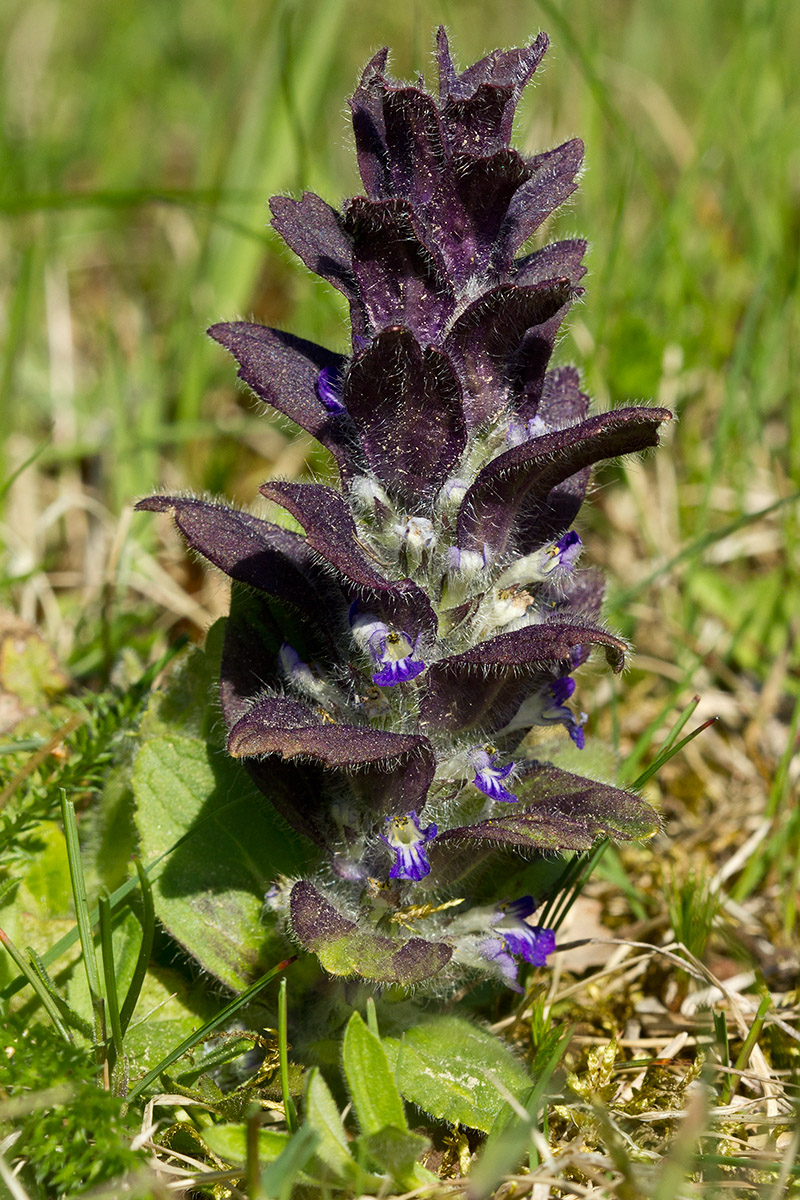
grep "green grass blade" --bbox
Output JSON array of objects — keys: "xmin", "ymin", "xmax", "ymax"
[
  {"xmin": 26, "ymin": 947, "xmax": 94, "ymax": 1040},
  {"xmin": 365, "ymin": 996, "xmax": 380, "ymax": 1039},
  {"xmin": 125, "ymin": 956, "xmax": 296, "ymax": 1103},
  {"xmin": 632, "ymin": 716, "xmax": 718, "ymax": 789},
  {"xmin": 0, "ymin": 439, "xmax": 47, "ymax": 502},
  {"xmin": 0, "ymin": 928, "xmax": 72, "ymax": 1043},
  {"xmin": 60, "ymin": 791, "xmax": 105, "ymax": 1059},
  {"xmin": 536, "ymin": 853, "xmax": 585, "ymax": 930},
  {"xmin": 260, "ymin": 1125, "xmax": 319, "ymax": 1200},
  {"xmin": 720, "ymin": 994, "xmax": 771, "ymax": 1105},
  {"xmin": 471, "ymin": 1025, "xmax": 572, "ymax": 1198},
  {"xmin": 620, "ymin": 692, "xmax": 701, "ymax": 784},
  {"xmin": 2, "ymin": 772, "xmax": 239, "ymax": 1002},
  {"xmin": 278, "ymin": 976, "xmax": 298, "ymax": 1134},
  {"xmin": 117, "ymin": 858, "xmax": 155, "ymax": 1038},
  {"xmin": 549, "ymin": 839, "xmax": 611, "ymax": 935},
  {"xmin": 98, "ymin": 891, "xmax": 123, "ymax": 1070}
]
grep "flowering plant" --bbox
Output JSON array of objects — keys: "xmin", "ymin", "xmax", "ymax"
[{"xmin": 139, "ymin": 29, "xmax": 671, "ymax": 993}]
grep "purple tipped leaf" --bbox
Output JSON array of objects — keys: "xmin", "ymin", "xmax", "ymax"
[
  {"xmin": 441, "ymin": 84, "xmax": 515, "ymax": 158},
  {"xmin": 516, "ymin": 471, "xmax": 591, "ymax": 555},
  {"xmin": 382, "ymin": 86, "xmax": 449, "ymax": 211},
  {"xmin": 445, "ymin": 151, "xmax": 530, "ymax": 281},
  {"xmin": 260, "ymin": 480, "xmax": 438, "ymax": 635},
  {"xmin": 446, "ymin": 35, "xmax": 549, "ymax": 100},
  {"xmin": 269, "ymin": 193, "xmax": 355, "ymax": 297},
  {"xmin": 437, "ymin": 27, "xmax": 550, "ymax": 152},
  {"xmin": 135, "ymin": 496, "xmax": 337, "ymax": 639},
  {"xmin": 343, "ymin": 328, "xmax": 466, "ymax": 504},
  {"xmin": 420, "ymin": 622, "xmax": 626, "ymax": 732},
  {"xmin": 512, "ymin": 303, "xmax": 572, "ymax": 418},
  {"xmin": 218, "ymin": 591, "xmax": 335, "ymax": 843},
  {"xmin": 290, "ymin": 881, "xmax": 452, "ymax": 984},
  {"xmin": 436, "ymin": 810, "xmax": 596, "ymax": 854},
  {"xmin": 494, "ymin": 139, "xmax": 585, "ymax": 271},
  {"xmin": 435, "ymin": 26, "xmax": 458, "ymax": 99},
  {"xmin": 345, "ymin": 197, "xmax": 455, "ymax": 342},
  {"xmin": 525, "ymin": 364, "xmax": 590, "ymax": 427},
  {"xmin": 207, "ymin": 322, "xmax": 352, "ymax": 471},
  {"xmin": 458, "ymin": 407, "xmax": 673, "ymax": 556},
  {"xmin": 513, "ymin": 239, "xmax": 588, "ymax": 289},
  {"xmin": 219, "ymin": 584, "xmax": 287, "ymax": 727},
  {"xmin": 515, "ymin": 762, "xmax": 660, "ymax": 839},
  {"xmin": 240, "ymin": 757, "xmax": 332, "ymax": 846},
  {"xmin": 444, "ymin": 280, "xmax": 572, "ymax": 427},
  {"xmin": 227, "ymin": 695, "xmax": 333, "ymax": 759},
  {"xmin": 350, "ymin": 47, "xmax": 391, "ymax": 198},
  {"xmin": 542, "ymin": 567, "xmax": 606, "ymax": 633},
  {"xmin": 291, "ymin": 881, "xmax": 353, "ymax": 943},
  {"xmin": 227, "ymin": 696, "xmax": 435, "ymax": 815},
  {"xmin": 389, "ymin": 937, "xmax": 452, "ymax": 983},
  {"xmin": 438, "ymin": 764, "xmax": 659, "ymax": 851}
]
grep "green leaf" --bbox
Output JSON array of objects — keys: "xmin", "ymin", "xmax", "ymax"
[
  {"xmin": 0, "ymin": 614, "xmax": 68, "ymax": 713},
  {"xmin": 133, "ymin": 734, "xmax": 311, "ymax": 988},
  {"xmin": 356, "ymin": 1126, "xmax": 432, "ymax": 1183},
  {"xmin": 202, "ymin": 1122, "xmax": 291, "ymax": 1166},
  {"xmin": 304, "ymin": 1068, "xmax": 356, "ymax": 1181},
  {"xmin": 137, "ymin": 630, "xmax": 225, "ymax": 746},
  {"xmin": 120, "ymin": 966, "xmax": 218, "ymax": 1078},
  {"xmin": 342, "ymin": 1012, "xmax": 407, "ymax": 1137},
  {"xmin": 126, "ymin": 959, "xmax": 292, "ymax": 1102},
  {"xmin": 386, "ymin": 1016, "xmax": 531, "ymax": 1133},
  {"xmin": 260, "ymin": 1125, "xmax": 320, "ymax": 1200},
  {"xmin": 203, "ymin": 1122, "xmax": 321, "ymax": 1197},
  {"xmin": 0, "ymin": 820, "xmax": 77, "ymax": 997}
]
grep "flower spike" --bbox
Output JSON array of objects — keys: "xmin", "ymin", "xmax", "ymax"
[{"xmin": 138, "ymin": 28, "xmax": 669, "ymax": 991}]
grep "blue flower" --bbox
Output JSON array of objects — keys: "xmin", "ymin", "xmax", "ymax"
[
  {"xmin": 553, "ymin": 530, "xmax": 582, "ymax": 570},
  {"xmin": 351, "ymin": 610, "xmax": 427, "ymax": 687},
  {"xmin": 543, "ymin": 676, "xmax": 587, "ymax": 748},
  {"xmin": 381, "ymin": 811, "xmax": 437, "ymax": 881},
  {"xmin": 469, "ymin": 746, "xmax": 518, "ymax": 803},
  {"xmin": 481, "ymin": 896, "xmax": 556, "ymax": 991},
  {"xmin": 316, "ymin": 365, "xmax": 346, "ymax": 414}
]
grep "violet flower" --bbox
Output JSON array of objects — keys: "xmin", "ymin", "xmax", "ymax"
[
  {"xmin": 481, "ymin": 897, "xmax": 556, "ymax": 992},
  {"xmin": 316, "ymin": 365, "xmax": 346, "ymax": 414},
  {"xmin": 138, "ymin": 29, "xmax": 670, "ymax": 991},
  {"xmin": 381, "ymin": 811, "xmax": 438, "ymax": 881},
  {"xmin": 469, "ymin": 746, "xmax": 518, "ymax": 803}
]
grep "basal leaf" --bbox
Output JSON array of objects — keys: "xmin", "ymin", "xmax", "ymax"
[
  {"xmin": 386, "ymin": 1015, "xmax": 531, "ymax": 1132},
  {"xmin": 304, "ymin": 1068, "xmax": 358, "ymax": 1182},
  {"xmin": 133, "ymin": 735, "xmax": 313, "ymax": 989},
  {"xmin": 342, "ymin": 1011, "xmax": 407, "ymax": 1136},
  {"xmin": 202, "ymin": 1122, "xmax": 292, "ymax": 1167},
  {"xmin": 356, "ymin": 1126, "xmax": 433, "ymax": 1187}
]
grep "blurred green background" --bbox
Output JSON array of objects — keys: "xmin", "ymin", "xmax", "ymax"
[{"xmin": 1, "ymin": 0, "xmax": 798, "ymax": 767}]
